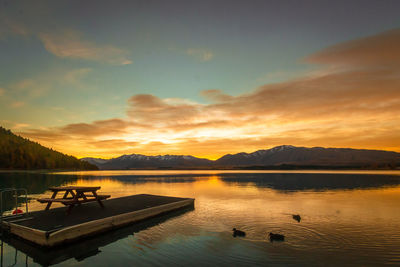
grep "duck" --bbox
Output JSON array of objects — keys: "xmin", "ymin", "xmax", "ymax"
[
  {"xmin": 292, "ymin": 214, "xmax": 301, "ymax": 222},
  {"xmin": 232, "ymin": 228, "xmax": 246, "ymax": 237},
  {"xmin": 269, "ymin": 232, "xmax": 285, "ymax": 242}
]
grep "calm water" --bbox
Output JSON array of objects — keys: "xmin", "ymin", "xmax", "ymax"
[{"xmin": 1, "ymin": 170, "xmax": 400, "ymax": 266}]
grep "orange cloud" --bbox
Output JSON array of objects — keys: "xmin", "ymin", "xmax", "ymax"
[
  {"xmin": 201, "ymin": 89, "xmax": 234, "ymax": 103},
  {"xmin": 307, "ymin": 29, "xmax": 400, "ymax": 67},
  {"xmin": 60, "ymin": 119, "xmax": 131, "ymax": 137},
  {"xmin": 39, "ymin": 30, "xmax": 132, "ymax": 65},
  {"xmin": 11, "ymin": 101, "xmax": 25, "ymax": 108},
  {"xmin": 127, "ymin": 94, "xmax": 204, "ymax": 126},
  {"xmin": 18, "ymin": 29, "xmax": 400, "ymax": 159}
]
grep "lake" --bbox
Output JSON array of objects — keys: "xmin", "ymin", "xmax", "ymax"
[{"xmin": 1, "ymin": 170, "xmax": 400, "ymax": 266}]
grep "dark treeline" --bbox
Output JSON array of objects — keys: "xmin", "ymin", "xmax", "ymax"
[{"xmin": 0, "ymin": 126, "xmax": 97, "ymax": 170}]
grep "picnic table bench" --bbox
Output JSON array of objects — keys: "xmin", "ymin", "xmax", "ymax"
[{"xmin": 37, "ymin": 186, "xmax": 110, "ymax": 213}]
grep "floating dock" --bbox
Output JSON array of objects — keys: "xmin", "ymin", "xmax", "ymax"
[
  {"xmin": 1, "ymin": 194, "xmax": 194, "ymax": 247},
  {"xmin": 1, "ymin": 206, "xmax": 194, "ymax": 266}
]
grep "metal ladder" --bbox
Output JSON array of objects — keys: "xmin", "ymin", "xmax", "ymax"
[
  {"xmin": 0, "ymin": 188, "xmax": 29, "ymax": 266},
  {"xmin": 0, "ymin": 188, "xmax": 29, "ymax": 233}
]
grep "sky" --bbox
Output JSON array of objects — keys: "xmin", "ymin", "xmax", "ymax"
[{"xmin": 1, "ymin": 0, "xmax": 400, "ymax": 159}]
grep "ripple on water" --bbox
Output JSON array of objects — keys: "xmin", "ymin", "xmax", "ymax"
[{"xmin": 3, "ymin": 171, "xmax": 400, "ymax": 266}]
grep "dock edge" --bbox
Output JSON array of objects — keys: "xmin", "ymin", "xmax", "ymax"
[{"xmin": 3, "ymin": 198, "xmax": 194, "ymax": 247}]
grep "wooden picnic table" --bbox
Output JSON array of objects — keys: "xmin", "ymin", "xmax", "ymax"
[{"xmin": 37, "ymin": 186, "xmax": 110, "ymax": 213}]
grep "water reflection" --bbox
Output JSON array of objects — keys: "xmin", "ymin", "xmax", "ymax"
[
  {"xmin": 71, "ymin": 172, "xmax": 400, "ymax": 191},
  {"xmin": 1, "ymin": 170, "xmax": 400, "ymax": 266},
  {"xmin": 218, "ymin": 172, "xmax": 400, "ymax": 191},
  {"xmin": 0, "ymin": 172, "xmax": 77, "ymax": 194}
]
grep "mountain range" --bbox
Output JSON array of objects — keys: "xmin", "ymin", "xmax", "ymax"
[
  {"xmin": 83, "ymin": 154, "xmax": 212, "ymax": 170},
  {"xmin": 82, "ymin": 145, "xmax": 400, "ymax": 170}
]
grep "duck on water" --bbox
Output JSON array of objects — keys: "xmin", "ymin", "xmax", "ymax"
[
  {"xmin": 232, "ymin": 228, "xmax": 246, "ymax": 237},
  {"xmin": 269, "ymin": 233, "xmax": 285, "ymax": 242},
  {"xmin": 292, "ymin": 214, "xmax": 301, "ymax": 222}
]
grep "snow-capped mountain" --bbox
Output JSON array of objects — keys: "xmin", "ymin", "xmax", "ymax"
[
  {"xmin": 81, "ymin": 157, "xmax": 108, "ymax": 166},
  {"xmin": 82, "ymin": 154, "xmax": 213, "ymax": 169},
  {"xmin": 81, "ymin": 145, "xmax": 400, "ymax": 169},
  {"xmin": 214, "ymin": 145, "xmax": 400, "ymax": 167}
]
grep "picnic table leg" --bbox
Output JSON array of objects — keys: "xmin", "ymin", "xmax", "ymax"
[
  {"xmin": 92, "ymin": 191, "xmax": 105, "ymax": 208},
  {"xmin": 62, "ymin": 190, "xmax": 70, "ymax": 199},
  {"xmin": 66, "ymin": 204, "xmax": 74, "ymax": 214},
  {"xmin": 66, "ymin": 191, "xmax": 79, "ymax": 214},
  {"xmin": 81, "ymin": 192, "xmax": 87, "ymax": 200},
  {"xmin": 75, "ymin": 191, "xmax": 86, "ymax": 206},
  {"xmin": 45, "ymin": 191, "xmax": 58, "ymax": 210}
]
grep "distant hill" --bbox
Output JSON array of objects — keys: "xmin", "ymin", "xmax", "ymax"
[
  {"xmin": 82, "ymin": 154, "xmax": 212, "ymax": 170},
  {"xmin": 0, "ymin": 126, "xmax": 98, "ymax": 170},
  {"xmin": 82, "ymin": 157, "xmax": 108, "ymax": 166},
  {"xmin": 82, "ymin": 145, "xmax": 400, "ymax": 170},
  {"xmin": 214, "ymin": 145, "xmax": 400, "ymax": 168}
]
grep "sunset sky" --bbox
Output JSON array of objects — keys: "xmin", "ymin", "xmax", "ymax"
[{"xmin": 1, "ymin": 0, "xmax": 400, "ymax": 159}]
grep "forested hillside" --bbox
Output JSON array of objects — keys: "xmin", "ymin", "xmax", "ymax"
[{"xmin": 0, "ymin": 127, "xmax": 97, "ymax": 170}]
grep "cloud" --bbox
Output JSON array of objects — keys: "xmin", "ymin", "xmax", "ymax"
[
  {"xmin": 11, "ymin": 101, "xmax": 25, "ymax": 108},
  {"xmin": 306, "ymin": 29, "xmax": 400, "ymax": 68},
  {"xmin": 0, "ymin": 68, "xmax": 91, "ymax": 111},
  {"xmin": 13, "ymin": 123, "xmax": 30, "ymax": 129},
  {"xmin": 88, "ymin": 139, "xmax": 138, "ymax": 149},
  {"xmin": 1, "ymin": 2, "xmax": 132, "ymax": 65},
  {"xmin": 1, "ymin": 16, "xmax": 132, "ymax": 65},
  {"xmin": 60, "ymin": 119, "xmax": 131, "ymax": 137},
  {"xmin": 38, "ymin": 30, "xmax": 132, "ymax": 65},
  {"xmin": 0, "ymin": 16, "xmax": 29, "ymax": 38},
  {"xmin": 18, "ymin": 29, "xmax": 400, "ymax": 158},
  {"xmin": 14, "ymin": 79, "xmax": 35, "ymax": 90},
  {"xmin": 127, "ymin": 94, "xmax": 204, "ymax": 126},
  {"xmin": 201, "ymin": 89, "xmax": 234, "ymax": 103},
  {"xmin": 185, "ymin": 48, "xmax": 214, "ymax": 62}
]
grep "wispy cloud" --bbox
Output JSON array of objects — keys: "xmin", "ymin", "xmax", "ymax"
[
  {"xmin": 1, "ymin": 12, "xmax": 132, "ymax": 66},
  {"xmin": 11, "ymin": 101, "xmax": 25, "ymax": 108},
  {"xmin": 0, "ymin": 16, "xmax": 29, "ymax": 38},
  {"xmin": 1, "ymin": 68, "xmax": 93, "ymax": 112},
  {"xmin": 39, "ymin": 30, "xmax": 132, "ymax": 65},
  {"xmin": 13, "ymin": 123, "xmax": 30, "ymax": 129},
  {"xmin": 306, "ymin": 29, "xmax": 400, "ymax": 67},
  {"xmin": 185, "ymin": 48, "xmax": 214, "ymax": 62},
  {"xmin": 9, "ymin": 68, "xmax": 90, "ymax": 98},
  {"xmin": 19, "ymin": 29, "xmax": 400, "ymax": 158},
  {"xmin": 14, "ymin": 79, "xmax": 35, "ymax": 90},
  {"xmin": 0, "ymin": 120, "xmax": 30, "ymax": 131}
]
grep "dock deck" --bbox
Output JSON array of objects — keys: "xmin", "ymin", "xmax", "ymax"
[{"xmin": 1, "ymin": 194, "xmax": 194, "ymax": 247}]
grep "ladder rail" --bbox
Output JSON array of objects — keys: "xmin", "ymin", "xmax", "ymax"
[{"xmin": 0, "ymin": 188, "xmax": 29, "ymax": 227}]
